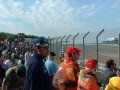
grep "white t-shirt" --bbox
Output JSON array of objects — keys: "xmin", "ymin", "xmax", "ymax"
[{"xmin": 4, "ymin": 59, "xmax": 11, "ymax": 69}]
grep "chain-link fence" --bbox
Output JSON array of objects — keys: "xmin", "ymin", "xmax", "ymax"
[{"xmin": 47, "ymin": 29, "xmax": 120, "ymax": 71}]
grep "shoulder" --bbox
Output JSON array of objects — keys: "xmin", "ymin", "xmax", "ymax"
[
  {"xmin": 45, "ymin": 60, "xmax": 52, "ymax": 65},
  {"xmin": 88, "ymin": 77, "xmax": 97, "ymax": 82},
  {"xmin": 45, "ymin": 59, "xmax": 51, "ymax": 63},
  {"xmin": 110, "ymin": 76, "xmax": 120, "ymax": 81},
  {"xmin": 25, "ymin": 52, "xmax": 27, "ymax": 55},
  {"xmin": 6, "ymin": 66, "xmax": 16, "ymax": 76},
  {"xmin": 5, "ymin": 60, "xmax": 10, "ymax": 63},
  {"xmin": 6, "ymin": 66, "xmax": 15, "ymax": 72},
  {"xmin": 29, "ymin": 55, "xmax": 43, "ymax": 70},
  {"xmin": 87, "ymin": 78, "xmax": 98, "ymax": 88},
  {"xmin": 108, "ymin": 77, "xmax": 120, "ymax": 89},
  {"xmin": 29, "ymin": 54, "xmax": 38, "ymax": 64},
  {"xmin": 103, "ymin": 69, "xmax": 114, "ymax": 75}
]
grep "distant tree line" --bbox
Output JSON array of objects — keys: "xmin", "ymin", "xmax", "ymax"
[{"xmin": 0, "ymin": 32, "xmax": 38, "ymax": 42}]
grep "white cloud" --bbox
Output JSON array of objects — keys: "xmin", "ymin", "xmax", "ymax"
[
  {"xmin": 0, "ymin": 0, "xmax": 102, "ymax": 35},
  {"xmin": 116, "ymin": 19, "xmax": 120, "ymax": 23},
  {"xmin": 76, "ymin": 4, "xmax": 97, "ymax": 18},
  {"xmin": 0, "ymin": 19, "xmax": 21, "ymax": 33},
  {"xmin": 0, "ymin": 0, "xmax": 119, "ymax": 36},
  {"xmin": 0, "ymin": 0, "xmax": 24, "ymax": 19},
  {"xmin": 0, "ymin": 19, "xmax": 34, "ymax": 35},
  {"xmin": 0, "ymin": 4, "xmax": 9, "ymax": 18},
  {"xmin": 110, "ymin": 0, "xmax": 120, "ymax": 9},
  {"xmin": 21, "ymin": 0, "xmax": 93, "ymax": 35}
]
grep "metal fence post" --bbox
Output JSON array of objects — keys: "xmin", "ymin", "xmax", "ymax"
[
  {"xmin": 66, "ymin": 35, "xmax": 71, "ymax": 50},
  {"xmin": 118, "ymin": 33, "xmax": 120, "ymax": 65},
  {"xmin": 47, "ymin": 36, "xmax": 50, "ymax": 39},
  {"xmin": 47, "ymin": 36, "xmax": 50, "ymax": 45},
  {"xmin": 73, "ymin": 33, "xmax": 79, "ymax": 46},
  {"xmin": 50, "ymin": 37, "xmax": 54, "ymax": 51},
  {"xmin": 53, "ymin": 37, "xmax": 57, "ymax": 52},
  {"xmin": 83, "ymin": 32, "xmax": 90, "ymax": 65},
  {"xmin": 56, "ymin": 37, "xmax": 61, "ymax": 59},
  {"xmin": 61, "ymin": 36, "xmax": 66, "ymax": 55},
  {"xmin": 96, "ymin": 29, "xmax": 104, "ymax": 69}
]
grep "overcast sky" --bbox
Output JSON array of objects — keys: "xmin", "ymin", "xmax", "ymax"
[{"xmin": 0, "ymin": 0, "xmax": 120, "ymax": 37}]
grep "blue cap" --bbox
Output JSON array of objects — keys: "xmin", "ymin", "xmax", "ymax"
[{"xmin": 35, "ymin": 37, "xmax": 49, "ymax": 47}]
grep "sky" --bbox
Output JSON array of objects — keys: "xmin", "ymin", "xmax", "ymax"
[{"xmin": 0, "ymin": 0, "xmax": 120, "ymax": 37}]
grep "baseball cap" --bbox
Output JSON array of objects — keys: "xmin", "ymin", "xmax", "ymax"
[
  {"xmin": 85, "ymin": 59, "xmax": 97, "ymax": 69},
  {"xmin": 35, "ymin": 37, "xmax": 49, "ymax": 47},
  {"xmin": 66, "ymin": 46, "xmax": 82, "ymax": 55}
]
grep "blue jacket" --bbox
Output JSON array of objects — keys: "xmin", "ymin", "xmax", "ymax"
[
  {"xmin": 45, "ymin": 59, "xmax": 57, "ymax": 76},
  {"xmin": 26, "ymin": 53, "xmax": 53, "ymax": 90},
  {"xmin": 102, "ymin": 68, "xmax": 116, "ymax": 89}
]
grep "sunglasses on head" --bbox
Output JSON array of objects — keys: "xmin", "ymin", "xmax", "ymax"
[
  {"xmin": 41, "ymin": 44, "xmax": 49, "ymax": 49},
  {"xmin": 37, "ymin": 44, "xmax": 49, "ymax": 48}
]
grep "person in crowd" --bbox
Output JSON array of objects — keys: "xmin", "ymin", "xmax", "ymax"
[
  {"xmin": 0, "ymin": 56, "xmax": 5, "ymax": 88},
  {"xmin": 18, "ymin": 57, "xmax": 25, "ymax": 65},
  {"xmin": 2, "ymin": 44, "xmax": 7, "ymax": 51},
  {"xmin": 14, "ymin": 47, "xmax": 20, "ymax": 59},
  {"xmin": 3, "ymin": 51, "xmax": 12, "ymax": 70},
  {"xmin": 45, "ymin": 52, "xmax": 57, "ymax": 81},
  {"xmin": 105, "ymin": 68, "xmax": 120, "ymax": 90},
  {"xmin": 60, "ymin": 54, "xmax": 65, "ymax": 63},
  {"xmin": 0, "ymin": 42, "xmax": 3, "ymax": 57},
  {"xmin": 77, "ymin": 59, "xmax": 99, "ymax": 90},
  {"xmin": 24, "ymin": 47, "xmax": 31, "ymax": 70},
  {"xmin": 10, "ymin": 54, "xmax": 20, "ymax": 67},
  {"xmin": 2, "ymin": 63, "xmax": 26, "ymax": 90},
  {"xmin": 102, "ymin": 59, "xmax": 117, "ymax": 89},
  {"xmin": 53, "ymin": 46, "xmax": 81, "ymax": 90},
  {"xmin": 26, "ymin": 37, "xmax": 53, "ymax": 90}
]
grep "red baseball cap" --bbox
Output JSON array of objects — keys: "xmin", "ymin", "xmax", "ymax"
[
  {"xmin": 66, "ymin": 46, "xmax": 82, "ymax": 55},
  {"xmin": 85, "ymin": 59, "xmax": 97, "ymax": 69}
]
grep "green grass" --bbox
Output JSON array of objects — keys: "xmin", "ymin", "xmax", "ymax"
[{"xmin": 54, "ymin": 58, "xmax": 61, "ymax": 65}]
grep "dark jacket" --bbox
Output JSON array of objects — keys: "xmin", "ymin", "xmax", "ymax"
[
  {"xmin": 0, "ymin": 49, "xmax": 2, "ymax": 57},
  {"xmin": 0, "ymin": 64, "xmax": 5, "ymax": 87},
  {"xmin": 26, "ymin": 53, "xmax": 53, "ymax": 90},
  {"xmin": 102, "ymin": 68, "xmax": 116, "ymax": 89}
]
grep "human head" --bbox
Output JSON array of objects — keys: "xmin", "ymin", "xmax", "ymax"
[
  {"xmin": 106, "ymin": 59, "xmax": 116, "ymax": 70},
  {"xmin": 61, "ymin": 54, "xmax": 64, "ymax": 57},
  {"xmin": 85, "ymin": 59, "xmax": 97, "ymax": 69},
  {"xmin": 35, "ymin": 37, "xmax": 49, "ymax": 58},
  {"xmin": 27, "ymin": 47, "xmax": 31, "ymax": 53},
  {"xmin": 17, "ymin": 64, "xmax": 26, "ymax": 78},
  {"xmin": 85, "ymin": 59, "xmax": 97, "ymax": 72},
  {"xmin": 48, "ymin": 52, "xmax": 56, "ymax": 60},
  {"xmin": 66, "ymin": 46, "xmax": 82, "ymax": 61}
]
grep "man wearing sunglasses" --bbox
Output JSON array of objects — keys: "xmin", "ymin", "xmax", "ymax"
[{"xmin": 26, "ymin": 37, "xmax": 53, "ymax": 90}]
